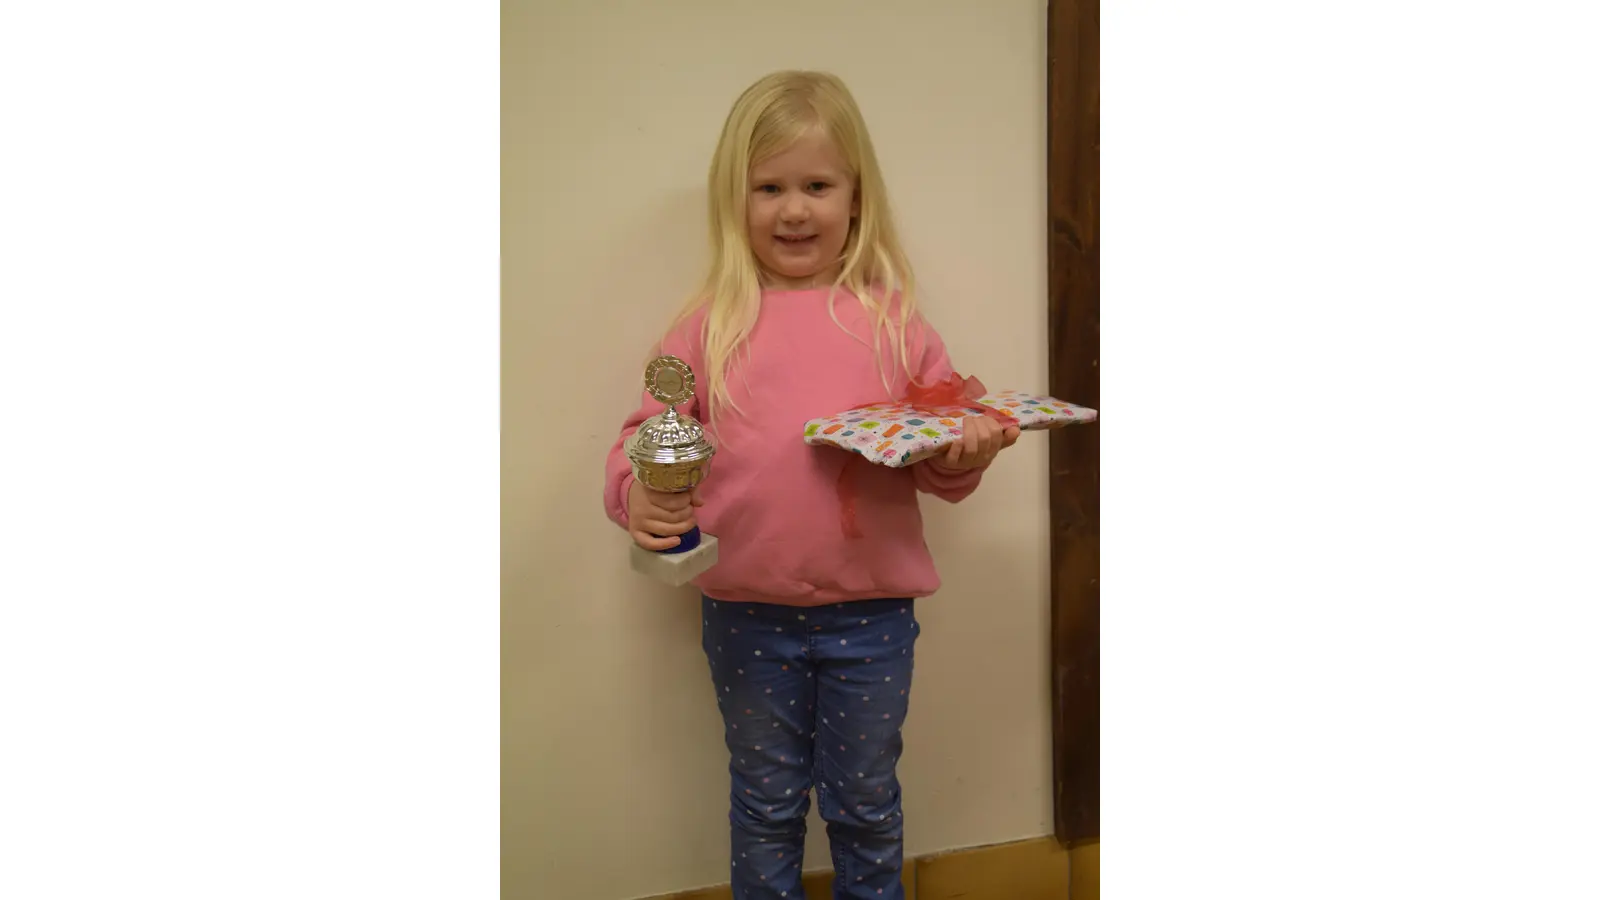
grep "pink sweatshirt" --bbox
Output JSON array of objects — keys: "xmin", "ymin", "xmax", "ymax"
[{"xmin": 603, "ymin": 288, "xmax": 987, "ymax": 607}]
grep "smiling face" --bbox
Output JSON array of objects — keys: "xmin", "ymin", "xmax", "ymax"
[{"xmin": 745, "ymin": 129, "xmax": 858, "ymax": 289}]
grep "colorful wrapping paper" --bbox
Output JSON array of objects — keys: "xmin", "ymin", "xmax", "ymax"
[{"xmin": 803, "ymin": 377, "xmax": 1098, "ymax": 469}]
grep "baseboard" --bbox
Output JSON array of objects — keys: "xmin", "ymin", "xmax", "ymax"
[
  {"xmin": 647, "ymin": 835, "xmax": 1098, "ymax": 900},
  {"xmin": 642, "ymin": 864, "xmax": 912, "ymax": 900},
  {"xmin": 915, "ymin": 836, "xmax": 1070, "ymax": 900}
]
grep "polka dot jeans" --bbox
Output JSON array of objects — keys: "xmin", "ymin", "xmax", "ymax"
[{"xmin": 702, "ymin": 595, "xmax": 919, "ymax": 900}]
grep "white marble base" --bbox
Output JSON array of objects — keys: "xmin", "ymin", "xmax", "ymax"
[{"xmin": 630, "ymin": 534, "xmax": 719, "ymax": 587}]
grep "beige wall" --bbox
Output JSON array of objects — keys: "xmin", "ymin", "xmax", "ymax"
[{"xmin": 503, "ymin": 2, "xmax": 1051, "ymax": 897}]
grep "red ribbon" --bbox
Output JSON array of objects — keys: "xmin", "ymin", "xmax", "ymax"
[
  {"xmin": 899, "ymin": 373, "xmax": 1020, "ymax": 429},
  {"xmin": 835, "ymin": 373, "xmax": 1018, "ymax": 538}
]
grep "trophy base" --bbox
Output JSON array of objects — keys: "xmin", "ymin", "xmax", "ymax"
[{"xmin": 630, "ymin": 533, "xmax": 719, "ymax": 587}]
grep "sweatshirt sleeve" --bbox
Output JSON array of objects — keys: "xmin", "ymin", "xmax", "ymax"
[
  {"xmin": 602, "ymin": 317, "xmax": 705, "ymax": 530},
  {"xmin": 908, "ymin": 318, "xmax": 989, "ymax": 504}
]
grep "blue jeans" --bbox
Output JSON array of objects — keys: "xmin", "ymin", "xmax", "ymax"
[{"xmin": 702, "ymin": 595, "xmax": 919, "ymax": 900}]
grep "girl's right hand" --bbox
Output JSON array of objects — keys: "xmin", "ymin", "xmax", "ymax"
[{"xmin": 627, "ymin": 480, "xmax": 704, "ymax": 551}]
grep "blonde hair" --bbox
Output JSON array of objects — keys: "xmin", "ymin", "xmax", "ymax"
[{"xmin": 670, "ymin": 70, "xmax": 921, "ymax": 421}]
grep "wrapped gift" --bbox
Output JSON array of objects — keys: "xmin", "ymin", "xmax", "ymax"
[{"xmin": 803, "ymin": 374, "xmax": 1097, "ymax": 469}]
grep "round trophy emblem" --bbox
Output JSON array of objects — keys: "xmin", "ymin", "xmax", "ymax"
[{"xmin": 644, "ymin": 355, "xmax": 695, "ymax": 408}]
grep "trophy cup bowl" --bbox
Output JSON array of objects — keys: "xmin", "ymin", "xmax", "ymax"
[{"xmin": 623, "ymin": 356, "xmax": 720, "ymax": 585}]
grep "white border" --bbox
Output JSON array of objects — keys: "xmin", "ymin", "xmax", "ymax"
[{"xmin": 1, "ymin": 2, "xmax": 499, "ymax": 897}]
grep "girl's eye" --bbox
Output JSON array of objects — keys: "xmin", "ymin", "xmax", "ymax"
[
  {"xmin": 807, "ymin": 182, "xmax": 829, "ymax": 192},
  {"xmin": 756, "ymin": 184, "xmax": 780, "ymax": 194}
]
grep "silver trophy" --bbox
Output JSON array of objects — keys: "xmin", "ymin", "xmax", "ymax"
[{"xmin": 624, "ymin": 355, "xmax": 719, "ymax": 586}]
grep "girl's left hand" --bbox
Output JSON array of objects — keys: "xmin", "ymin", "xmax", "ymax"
[{"xmin": 937, "ymin": 416, "xmax": 1021, "ymax": 470}]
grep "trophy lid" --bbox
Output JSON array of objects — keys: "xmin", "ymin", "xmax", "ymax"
[
  {"xmin": 627, "ymin": 408, "xmax": 714, "ymax": 466},
  {"xmin": 624, "ymin": 356, "xmax": 715, "ymax": 468}
]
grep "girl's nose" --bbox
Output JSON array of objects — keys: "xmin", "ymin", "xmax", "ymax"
[{"xmin": 780, "ymin": 195, "xmax": 808, "ymax": 222}]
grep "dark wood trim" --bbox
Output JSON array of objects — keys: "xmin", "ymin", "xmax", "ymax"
[{"xmin": 1047, "ymin": 0, "xmax": 1101, "ymax": 848}]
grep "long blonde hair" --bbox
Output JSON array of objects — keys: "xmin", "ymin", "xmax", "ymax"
[{"xmin": 671, "ymin": 70, "xmax": 922, "ymax": 420}]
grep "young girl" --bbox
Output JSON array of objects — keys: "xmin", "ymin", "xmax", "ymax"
[{"xmin": 603, "ymin": 70, "xmax": 1020, "ymax": 900}]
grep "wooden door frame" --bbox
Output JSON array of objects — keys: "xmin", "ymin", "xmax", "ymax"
[{"xmin": 1047, "ymin": 0, "xmax": 1100, "ymax": 849}]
